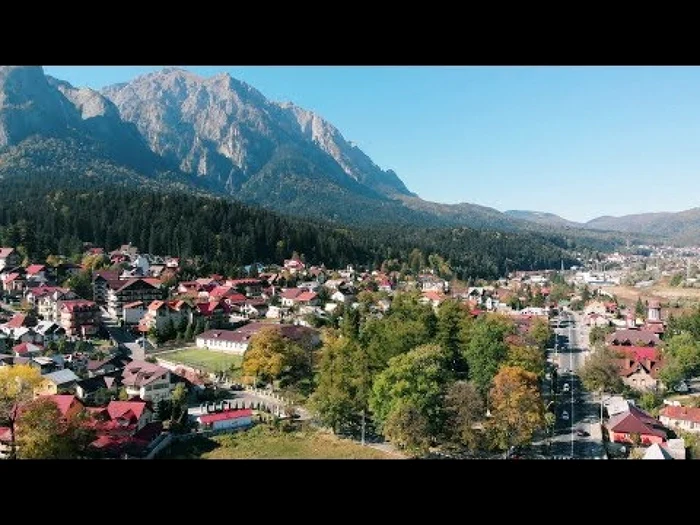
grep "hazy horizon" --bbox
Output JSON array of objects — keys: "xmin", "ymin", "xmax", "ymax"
[{"xmin": 43, "ymin": 65, "xmax": 700, "ymax": 223}]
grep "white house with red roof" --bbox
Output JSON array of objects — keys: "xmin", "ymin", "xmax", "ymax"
[
  {"xmin": 121, "ymin": 360, "xmax": 173, "ymax": 403},
  {"xmin": 138, "ymin": 300, "xmax": 193, "ymax": 333},
  {"xmin": 659, "ymin": 405, "xmax": 700, "ymax": 434},
  {"xmin": 613, "ymin": 346, "xmax": 663, "ymax": 391},
  {"xmin": 196, "ymin": 408, "xmax": 253, "ymax": 432},
  {"xmin": 88, "ymin": 399, "xmax": 161, "ymax": 458},
  {"xmin": 283, "ymin": 259, "xmax": 306, "ymax": 274},
  {"xmin": 122, "ymin": 301, "xmax": 146, "ymax": 326}
]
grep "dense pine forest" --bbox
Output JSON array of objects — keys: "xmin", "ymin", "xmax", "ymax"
[{"xmin": 0, "ymin": 171, "xmax": 582, "ymax": 279}]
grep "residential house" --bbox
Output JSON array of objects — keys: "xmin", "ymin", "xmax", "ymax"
[
  {"xmin": 606, "ymin": 404, "xmax": 668, "ymax": 445},
  {"xmin": 107, "ymin": 278, "xmax": 163, "ymax": 319},
  {"xmin": 29, "ymin": 355, "xmax": 63, "ymax": 375},
  {"xmin": 60, "ymin": 300, "xmax": 100, "ymax": 338},
  {"xmin": 197, "ymin": 408, "xmax": 253, "ymax": 432},
  {"xmin": 121, "ymin": 360, "xmax": 173, "ymax": 403},
  {"xmin": 606, "ymin": 329, "xmax": 661, "ymax": 347},
  {"xmin": 122, "ymin": 301, "xmax": 146, "ymax": 326},
  {"xmin": 614, "ymin": 346, "xmax": 662, "ymax": 391},
  {"xmin": 0, "ymin": 247, "xmax": 21, "ymax": 272},
  {"xmin": 88, "ymin": 399, "xmax": 160, "ymax": 458},
  {"xmin": 93, "ymin": 270, "xmax": 121, "ymax": 305},
  {"xmin": 86, "ymin": 355, "xmax": 131, "ymax": 378},
  {"xmin": 421, "ymin": 291, "xmax": 446, "ymax": 310},
  {"xmin": 584, "ymin": 301, "xmax": 607, "ymax": 316},
  {"xmin": 586, "ymin": 313, "xmax": 610, "ymax": 328},
  {"xmin": 25, "ymin": 264, "xmax": 48, "ymax": 286},
  {"xmin": 331, "ymin": 289, "xmax": 355, "ymax": 306},
  {"xmin": 280, "ymin": 288, "xmax": 304, "ymax": 307},
  {"xmin": 34, "ymin": 321, "xmax": 66, "ymax": 343},
  {"xmin": 659, "ymin": 405, "xmax": 700, "ymax": 435},
  {"xmin": 35, "ymin": 369, "xmax": 80, "ymax": 396},
  {"xmin": 323, "ymin": 279, "xmax": 345, "ymax": 292},
  {"xmin": 420, "ymin": 275, "xmax": 448, "ymax": 293},
  {"xmin": 226, "ymin": 279, "xmax": 263, "ymax": 297},
  {"xmin": 32, "ymin": 287, "xmax": 79, "ymax": 322},
  {"xmin": 13, "ymin": 342, "xmax": 43, "ymax": 357},
  {"xmin": 138, "ymin": 300, "xmax": 193, "ymax": 333},
  {"xmin": 75, "ymin": 374, "xmax": 121, "ymax": 403},
  {"xmin": 283, "ymin": 258, "xmax": 305, "ymax": 274},
  {"xmin": 2, "ymin": 272, "xmax": 26, "ymax": 296},
  {"xmin": 195, "ymin": 300, "xmax": 227, "ymax": 326}
]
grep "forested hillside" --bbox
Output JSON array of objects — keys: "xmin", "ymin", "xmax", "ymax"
[{"xmin": 0, "ymin": 170, "xmax": 578, "ymax": 279}]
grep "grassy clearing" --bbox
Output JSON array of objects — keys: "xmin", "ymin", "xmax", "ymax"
[
  {"xmin": 159, "ymin": 347, "xmax": 243, "ymax": 374},
  {"xmin": 162, "ymin": 424, "xmax": 402, "ymax": 459}
]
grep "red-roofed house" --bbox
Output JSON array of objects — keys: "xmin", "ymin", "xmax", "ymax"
[
  {"xmin": 138, "ymin": 300, "xmax": 193, "ymax": 332},
  {"xmin": 5, "ymin": 313, "xmax": 31, "ymax": 330},
  {"xmin": 607, "ymin": 405, "xmax": 668, "ymax": 445},
  {"xmin": 659, "ymin": 405, "xmax": 700, "ymax": 434},
  {"xmin": 60, "ymin": 300, "xmax": 100, "ymax": 338},
  {"xmin": 607, "ymin": 329, "xmax": 661, "ymax": 347},
  {"xmin": 0, "ymin": 247, "xmax": 21, "ymax": 272},
  {"xmin": 2, "ymin": 272, "xmax": 26, "ymax": 295},
  {"xmin": 613, "ymin": 346, "xmax": 663, "ymax": 391},
  {"xmin": 13, "ymin": 342, "xmax": 43, "ymax": 357},
  {"xmin": 25, "ymin": 264, "xmax": 46, "ymax": 278},
  {"xmin": 197, "ymin": 409, "xmax": 253, "ymax": 431},
  {"xmin": 280, "ymin": 288, "xmax": 303, "ymax": 307},
  {"xmin": 44, "ymin": 394, "xmax": 84, "ymax": 419},
  {"xmin": 121, "ymin": 360, "xmax": 173, "ymax": 403},
  {"xmin": 195, "ymin": 300, "xmax": 227, "ymax": 325},
  {"xmin": 283, "ymin": 259, "xmax": 305, "ymax": 274},
  {"xmin": 420, "ymin": 291, "xmax": 446, "ymax": 310},
  {"xmin": 92, "ymin": 270, "xmax": 121, "ymax": 305},
  {"xmin": 88, "ymin": 399, "xmax": 159, "ymax": 458},
  {"xmin": 226, "ymin": 279, "xmax": 263, "ymax": 297}
]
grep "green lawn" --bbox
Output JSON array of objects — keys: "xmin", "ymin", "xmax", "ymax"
[
  {"xmin": 160, "ymin": 347, "xmax": 243, "ymax": 374},
  {"xmin": 161, "ymin": 424, "xmax": 402, "ymax": 459}
]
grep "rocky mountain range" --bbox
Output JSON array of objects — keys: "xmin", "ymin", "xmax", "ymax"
[{"xmin": 0, "ymin": 65, "xmax": 696, "ymax": 244}]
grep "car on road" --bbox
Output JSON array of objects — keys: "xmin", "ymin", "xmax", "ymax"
[
  {"xmin": 563, "ymin": 383, "xmax": 570, "ymax": 392},
  {"xmin": 561, "ymin": 410, "xmax": 569, "ymax": 421},
  {"xmin": 575, "ymin": 429, "xmax": 589, "ymax": 437}
]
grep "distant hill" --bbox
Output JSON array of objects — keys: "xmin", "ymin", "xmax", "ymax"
[
  {"xmin": 585, "ymin": 208, "xmax": 700, "ymax": 245},
  {"xmin": 505, "ymin": 210, "xmax": 583, "ymax": 229}
]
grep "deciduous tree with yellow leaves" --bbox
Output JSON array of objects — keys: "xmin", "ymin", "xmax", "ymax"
[
  {"xmin": 0, "ymin": 365, "xmax": 42, "ymax": 459},
  {"xmin": 487, "ymin": 365, "xmax": 545, "ymax": 453}
]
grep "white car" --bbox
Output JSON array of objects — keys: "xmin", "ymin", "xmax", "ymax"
[
  {"xmin": 563, "ymin": 383, "xmax": 570, "ymax": 392},
  {"xmin": 561, "ymin": 410, "xmax": 570, "ymax": 421}
]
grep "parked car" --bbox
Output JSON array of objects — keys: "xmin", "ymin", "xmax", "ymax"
[
  {"xmin": 563, "ymin": 383, "xmax": 570, "ymax": 392},
  {"xmin": 561, "ymin": 410, "xmax": 569, "ymax": 421},
  {"xmin": 576, "ymin": 429, "xmax": 589, "ymax": 437}
]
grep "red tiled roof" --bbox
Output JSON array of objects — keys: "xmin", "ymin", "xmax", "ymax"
[
  {"xmin": 0, "ymin": 426, "xmax": 10, "ymax": 442},
  {"xmin": 106, "ymin": 400, "xmax": 149, "ymax": 421},
  {"xmin": 115, "ymin": 278, "xmax": 160, "ymax": 293},
  {"xmin": 46, "ymin": 395, "xmax": 82, "ymax": 417},
  {"xmin": 280, "ymin": 288, "xmax": 303, "ymax": 300},
  {"xmin": 3, "ymin": 273, "xmax": 21, "ymax": 283},
  {"xmin": 422, "ymin": 291, "xmax": 445, "ymax": 302},
  {"xmin": 198, "ymin": 409, "xmax": 252, "ymax": 425},
  {"xmin": 26, "ymin": 264, "xmax": 46, "ymax": 275},
  {"xmin": 660, "ymin": 405, "xmax": 700, "ymax": 424},
  {"xmin": 196, "ymin": 301, "xmax": 224, "ymax": 316},
  {"xmin": 0, "ymin": 247, "xmax": 15, "ymax": 258},
  {"xmin": 297, "ymin": 291, "xmax": 317, "ymax": 302},
  {"xmin": 607, "ymin": 405, "xmax": 667, "ymax": 439},
  {"xmin": 60, "ymin": 299, "xmax": 97, "ymax": 312},
  {"xmin": 5, "ymin": 313, "xmax": 27, "ymax": 329},
  {"xmin": 614, "ymin": 346, "xmax": 659, "ymax": 361},
  {"xmin": 13, "ymin": 342, "xmax": 43, "ymax": 355}
]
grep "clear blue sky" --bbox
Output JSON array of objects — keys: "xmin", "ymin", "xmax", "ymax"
[{"xmin": 44, "ymin": 66, "xmax": 700, "ymax": 223}]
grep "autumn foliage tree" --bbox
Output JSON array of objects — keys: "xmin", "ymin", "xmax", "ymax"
[
  {"xmin": 0, "ymin": 365, "xmax": 42, "ymax": 459},
  {"xmin": 16, "ymin": 397, "xmax": 96, "ymax": 459},
  {"xmin": 242, "ymin": 327, "xmax": 305, "ymax": 386},
  {"xmin": 487, "ymin": 366, "xmax": 545, "ymax": 452}
]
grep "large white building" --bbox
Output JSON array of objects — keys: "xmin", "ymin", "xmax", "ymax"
[
  {"xmin": 196, "ymin": 323, "xmax": 319, "ymax": 355},
  {"xmin": 121, "ymin": 360, "xmax": 173, "ymax": 403}
]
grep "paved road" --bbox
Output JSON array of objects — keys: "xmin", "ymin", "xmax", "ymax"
[{"xmin": 546, "ymin": 310, "xmax": 605, "ymax": 459}]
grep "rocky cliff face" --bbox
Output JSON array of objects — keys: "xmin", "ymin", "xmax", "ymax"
[
  {"xmin": 101, "ymin": 68, "xmax": 413, "ymax": 197},
  {"xmin": 0, "ymin": 66, "xmax": 81, "ymax": 147}
]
